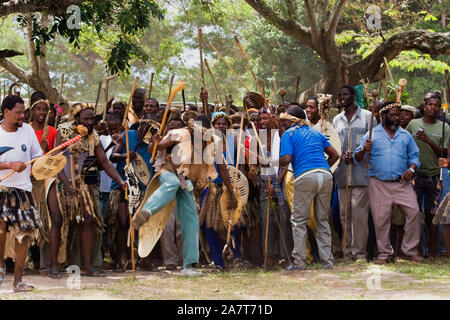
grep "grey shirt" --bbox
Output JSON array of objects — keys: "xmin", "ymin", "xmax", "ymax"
[{"xmin": 332, "ymin": 107, "xmax": 376, "ymax": 187}]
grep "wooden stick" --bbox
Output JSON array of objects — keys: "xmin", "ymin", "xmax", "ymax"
[
  {"xmin": 124, "ymin": 77, "xmax": 140, "ymax": 170},
  {"xmin": 148, "ymin": 72, "xmax": 155, "ymax": 99},
  {"xmin": 383, "ymin": 57, "xmax": 396, "ymax": 93},
  {"xmin": 445, "ymin": 70, "xmax": 450, "ymax": 105},
  {"xmin": 396, "ymin": 79, "xmax": 407, "ymax": 104},
  {"xmin": 295, "ymin": 76, "xmax": 301, "ymax": 102},
  {"xmin": 0, "ymin": 135, "xmax": 81, "ymax": 182},
  {"xmin": 150, "ymin": 82, "xmax": 186, "ymax": 163},
  {"xmin": 102, "ymin": 73, "xmax": 119, "ymax": 121},
  {"xmin": 94, "ymin": 80, "xmax": 102, "ymax": 113},
  {"xmin": 54, "ymin": 73, "xmax": 65, "ymax": 127},
  {"xmin": 204, "ymin": 58, "xmax": 224, "ymax": 106},
  {"xmin": 344, "ymin": 69, "xmax": 349, "ymax": 85},
  {"xmin": 343, "ymin": 128, "xmax": 352, "ymax": 257},
  {"xmin": 209, "ymin": 42, "xmax": 250, "ymax": 92},
  {"xmin": 264, "ymin": 186, "xmax": 270, "ymax": 269},
  {"xmin": 365, "ymin": 90, "xmax": 379, "ymax": 167},
  {"xmin": 198, "ymin": 28, "xmax": 205, "ymax": 88},
  {"xmin": 167, "ymin": 75, "xmax": 174, "ymax": 104},
  {"xmin": 225, "ymin": 94, "xmax": 232, "ymax": 116},
  {"xmin": 234, "ymin": 35, "xmax": 266, "ymax": 101},
  {"xmin": 181, "ymin": 89, "xmax": 186, "ymax": 112}
]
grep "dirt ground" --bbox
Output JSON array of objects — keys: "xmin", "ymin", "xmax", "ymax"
[{"xmin": 1, "ymin": 258, "xmax": 449, "ymax": 300}]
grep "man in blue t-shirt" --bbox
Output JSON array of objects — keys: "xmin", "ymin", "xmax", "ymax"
[{"xmin": 279, "ymin": 106, "xmax": 339, "ymax": 270}]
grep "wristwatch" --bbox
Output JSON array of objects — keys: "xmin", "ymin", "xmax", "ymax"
[{"xmin": 408, "ymin": 167, "xmax": 415, "ymax": 174}]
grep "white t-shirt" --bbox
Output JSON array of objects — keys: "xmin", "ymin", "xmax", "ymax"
[
  {"xmin": 0, "ymin": 122, "xmax": 43, "ymax": 192},
  {"xmin": 99, "ymin": 135, "xmax": 114, "ymax": 193}
]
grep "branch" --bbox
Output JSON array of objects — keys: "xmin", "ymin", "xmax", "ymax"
[
  {"xmin": 0, "ymin": 49, "xmax": 23, "ymax": 58},
  {"xmin": 0, "ymin": 57, "xmax": 30, "ymax": 82},
  {"xmin": 303, "ymin": 0, "xmax": 320, "ymax": 44},
  {"xmin": 25, "ymin": 13, "xmax": 39, "ymax": 76},
  {"xmin": 325, "ymin": 0, "xmax": 347, "ymax": 41},
  {"xmin": 244, "ymin": 0, "xmax": 313, "ymax": 48},
  {"xmin": 349, "ymin": 30, "xmax": 450, "ymax": 84},
  {"xmin": 0, "ymin": 0, "xmax": 87, "ymax": 17}
]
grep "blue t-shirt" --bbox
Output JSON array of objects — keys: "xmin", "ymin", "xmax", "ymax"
[
  {"xmin": 280, "ymin": 125, "xmax": 331, "ymax": 178},
  {"xmin": 111, "ymin": 130, "xmax": 153, "ymax": 190}
]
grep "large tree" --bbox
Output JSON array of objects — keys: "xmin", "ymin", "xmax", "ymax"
[
  {"xmin": 0, "ymin": 0, "xmax": 163, "ymax": 103},
  {"xmin": 243, "ymin": 0, "xmax": 450, "ymax": 99}
]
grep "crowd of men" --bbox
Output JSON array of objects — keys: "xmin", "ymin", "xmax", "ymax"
[{"xmin": 0, "ymin": 84, "xmax": 449, "ymax": 292}]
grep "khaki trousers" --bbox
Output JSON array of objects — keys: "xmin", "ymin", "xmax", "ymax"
[
  {"xmin": 291, "ymin": 171, "xmax": 333, "ymax": 268},
  {"xmin": 338, "ymin": 186, "xmax": 369, "ymax": 259},
  {"xmin": 368, "ymin": 177, "xmax": 421, "ymax": 259}
]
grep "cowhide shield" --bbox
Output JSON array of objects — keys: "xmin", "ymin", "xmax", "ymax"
[
  {"xmin": 136, "ymin": 171, "xmax": 176, "ymax": 258},
  {"xmin": 125, "ymin": 163, "xmax": 141, "ymax": 214}
]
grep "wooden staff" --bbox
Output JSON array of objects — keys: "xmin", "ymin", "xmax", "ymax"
[
  {"xmin": 344, "ymin": 69, "xmax": 349, "ymax": 85},
  {"xmin": 440, "ymin": 90, "xmax": 448, "ymax": 181},
  {"xmin": 396, "ymin": 78, "xmax": 407, "ymax": 104},
  {"xmin": 124, "ymin": 77, "xmax": 140, "ymax": 167},
  {"xmin": 167, "ymin": 75, "xmax": 174, "ymax": 104},
  {"xmin": 94, "ymin": 80, "xmax": 102, "ymax": 113},
  {"xmin": 295, "ymin": 76, "xmax": 301, "ymax": 102},
  {"xmin": 181, "ymin": 89, "xmax": 186, "ymax": 112},
  {"xmin": 148, "ymin": 72, "xmax": 155, "ymax": 99},
  {"xmin": 54, "ymin": 73, "xmax": 65, "ymax": 128},
  {"xmin": 198, "ymin": 29, "xmax": 210, "ymax": 117},
  {"xmin": 234, "ymin": 35, "xmax": 266, "ymax": 102},
  {"xmin": 0, "ymin": 135, "xmax": 81, "ymax": 182},
  {"xmin": 445, "ymin": 70, "xmax": 450, "ymax": 104},
  {"xmin": 150, "ymin": 82, "xmax": 186, "ymax": 163},
  {"xmin": 383, "ymin": 57, "xmax": 396, "ymax": 94},
  {"xmin": 269, "ymin": 79, "xmax": 277, "ymax": 105},
  {"xmin": 204, "ymin": 58, "xmax": 224, "ymax": 106},
  {"xmin": 365, "ymin": 90, "xmax": 379, "ymax": 167},
  {"xmin": 225, "ymin": 94, "xmax": 232, "ymax": 115},
  {"xmin": 264, "ymin": 178, "xmax": 270, "ymax": 269},
  {"xmin": 279, "ymin": 89, "xmax": 287, "ymax": 105},
  {"xmin": 103, "ymin": 73, "xmax": 119, "ymax": 121},
  {"xmin": 343, "ymin": 128, "xmax": 352, "ymax": 257},
  {"xmin": 198, "ymin": 28, "xmax": 206, "ymax": 89},
  {"xmin": 124, "ymin": 77, "xmax": 139, "ymax": 279},
  {"xmin": 209, "ymin": 42, "xmax": 250, "ymax": 92}
]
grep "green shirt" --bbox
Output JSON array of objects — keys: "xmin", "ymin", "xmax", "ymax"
[{"xmin": 406, "ymin": 118, "xmax": 450, "ymax": 176}]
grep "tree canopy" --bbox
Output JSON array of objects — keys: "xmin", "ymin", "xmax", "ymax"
[{"xmin": 0, "ymin": 0, "xmax": 449, "ymax": 108}]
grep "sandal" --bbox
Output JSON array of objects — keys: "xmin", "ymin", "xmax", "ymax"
[
  {"xmin": 81, "ymin": 268, "xmax": 106, "ymax": 277},
  {"xmin": 0, "ymin": 267, "xmax": 5, "ymax": 286},
  {"xmin": 13, "ymin": 281, "xmax": 34, "ymax": 292},
  {"xmin": 49, "ymin": 266, "xmax": 62, "ymax": 279}
]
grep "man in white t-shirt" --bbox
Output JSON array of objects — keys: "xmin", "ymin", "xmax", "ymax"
[{"xmin": 0, "ymin": 95, "xmax": 43, "ymax": 292}]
